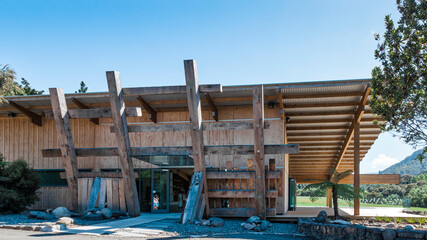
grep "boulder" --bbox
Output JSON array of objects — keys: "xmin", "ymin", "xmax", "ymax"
[
  {"xmin": 101, "ymin": 208, "xmax": 113, "ymax": 219},
  {"xmin": 243, "ymin": 223, "xmax": 255, "ymax": 230},
  {"xmin": 36, "ymin": 212, "xmax": 55, "ymax": 220},
  {"xmin": 40, "ymin": 226, "xmax": 52, "ymax": 232},
  {"xmin": 209, "ymin": 217, "xmax": 224, "ymax": 227},
  {"xmin": 247, "ymin": 216, "xmax": 261, "ymax": 224},
  {"xmin": 52, "ymin": 207, "xmax": 71, "ymax": 218},
  {"xmin": 201, "ymin": 220, "xmax": 211, "ymax": 226},
  {"xmin": 385, "ymin": 223, "xmax": 396, "ymax": 228},
  {"xmin": 52, "ymin": 224, "xmax": 67, "ymax": 232},
  {"xmin": 382, "ymin": 228, "xmax": 396, "ymax": 240},
  {"xmin": 260, "ymin": 220, "xmax": 272, "ymax": 231},
  {"xmin": 56, "ymin": 217, "xmax": 74, "ymax": 225},
  {"xmin": 403, "ymin": 225, "xmax": 414, "ymax": 230},
  {"xmin": 82, "ymin": 213, "xmax": 103, "ymax": 221},
  {"xmin": 254, "ymin": 226, "xmax": 261, "ymax": 232},
  {"xmin": 194, "ymin": 220, "xmax": 201, "ymax": 226},
  {"xmin": 314, "ymin": 210, "xmax": 327, "ymax": 223},
  {"xmin": 368, "ymin": 217, "xmax": 376, "ymax": 224}
]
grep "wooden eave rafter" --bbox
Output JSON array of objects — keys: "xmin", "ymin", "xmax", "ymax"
[
  {"xmin": 333, "ymin": 86, "xmax": 371, "ymax": 172},
  {"xmin": 71, "ymin": 97, "xmax": 99, "ymax": 125},
  {"xmin": 8, "ymin": 101, "xmax": 42, "ymax": 126},
  {"xmin": 137, "ymin": 96, "xmax": 157, "ymax": 123},
  {"xmin": 204, "ymin": 93, "xmax": 218, "ymax": 122}
]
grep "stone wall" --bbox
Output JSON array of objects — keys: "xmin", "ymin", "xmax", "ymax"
[{"xmin": 298, "ymin": 218, "xmax": 427, "ymax": 240}]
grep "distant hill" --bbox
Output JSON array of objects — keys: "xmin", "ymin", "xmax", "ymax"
[{"xmin": 379, "ymin": 149, "xmax": 427, "ymax": 175}]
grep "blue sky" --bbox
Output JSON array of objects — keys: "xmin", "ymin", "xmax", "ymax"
[{"xmin": 0, "ymin": 0, "xmax": 419, "ymax": 173}]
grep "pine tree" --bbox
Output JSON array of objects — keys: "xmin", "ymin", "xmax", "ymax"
[{"xmin": 75, "ymin": 81, "xmax": 88, "ymax": 93}]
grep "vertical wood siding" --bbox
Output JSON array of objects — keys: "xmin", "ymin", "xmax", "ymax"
[{"xmin": 0, "ymin": 106, "xmax": 285, "ymax": 211}]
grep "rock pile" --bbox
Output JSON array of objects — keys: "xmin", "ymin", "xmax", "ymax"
[
  {"xmin": 195, "ymin": 217, "xmax": 224, "ymax": 227},
  {"xmin": 241, "ymin": 216, "xmax": 272, "ymax": 232}
]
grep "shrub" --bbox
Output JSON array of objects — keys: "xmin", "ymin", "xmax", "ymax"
[
  {"xmin": 417, "ymin": 217, "xmax": 426, "ymax": 225},
  {"xmin": 0, "ymin": 155, "xmax": 40, "ymax": 213},
  {"xmin": 407, "ymin": 218, "xmax": 417, "ymax": 224}
]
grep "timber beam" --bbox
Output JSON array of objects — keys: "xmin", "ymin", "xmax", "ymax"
[
  {"xmin": 8, "ymin": 101, "xmax": 42, "ymax": 126},
  {"xmin": 293, "ymin": 174, "xmax": 400, "ymax": 184},
  {"xmin": 49, "ymin": 88, "xmax": 79, "ymax": 211},
  {"xmin": 45, "ymin": 107, "xmax": 142, "ymax": 119},
  {"xmin": 137, "ymin": 96, "xmax": 157, "ymax": 123},
  {"xmin": 184, "ymin": 59, "xmax": 210, "ymax": 217},
  {"xmin": 71, "ymin": 98, "xmax": 99, "ymax": 125},
  {"xmin": 42, "ymin": 144, "xmax": 299, "ymax": 157},
  {"xmin": 204, "ymin": 93, "xmax": 218, "ymax": 121},
  {"xmin": 253, "ymin": 85, "xmax": 266, "ymax": 219},
  {"xmin": 333, "ymin": 86, "xmax": 371, "ymax": 171},
  {"xmin": 123, "ymin": 84, "xmax": 222, "ymax": 96},
  {"xmin": 110, "ymin": 121, "xmax": 271, "ymax": 133},
  {"xmin": 106, "ymin": 71, "xmax": 140, "ymax": 217}
]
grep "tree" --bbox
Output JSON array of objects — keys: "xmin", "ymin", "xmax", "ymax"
[
  {"xmin": 75, "ymin": 81, "xmax": 88, "ymax": 93},
  {"xmin": 0, "ymin": 65, "xmax": 25, "ymax": 100},
  {"xmin": 303, "ymin": 169, "xmax": 362, "ymax": 219},
  {"xmin": 18, "ymin": 78, "xmax": 44, "ymax": 95},
  {"xmin": 371, "ymin": 0, "xmax": 427, "ymax": 162},
  {"xmin": 0, "ymin": 154, "xmax": 40, "ymax": 213}
]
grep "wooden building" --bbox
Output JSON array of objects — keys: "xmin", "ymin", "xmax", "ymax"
[{"xmin": 0, "ymin": 60, "xmax": 399, "ymax": 219}]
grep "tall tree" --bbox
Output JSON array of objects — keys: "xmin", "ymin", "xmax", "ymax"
[
  {"xmin": 0, "ymin": 65, "xmax": 24, "ymax": 100},
  {"xmin": 18, "ymin": 78, "xmax": 44, "ymax": 95},
  {"xmin": 75, "ymin": 81, "xmax": 88, "ymax": 93},
  {"xmin": 371, "ymin": 0, "xmax": 427, "ymax": 161}
]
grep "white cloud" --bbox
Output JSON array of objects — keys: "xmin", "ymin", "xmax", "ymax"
[{"xmin": 371, "ymin": 154, "xmax": 399, "ymax": 169}]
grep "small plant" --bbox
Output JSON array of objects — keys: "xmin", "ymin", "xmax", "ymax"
[
  {"xmin": 383, "ymin": 217, "xmax": 391, "ymax": 223},
  {"xmin": 407, "ymin": 218, "xmax": 417, "ymax": 224},
  {"xmin": 394, "ymin": 217, "xmax": 404, "ymax": 224},
  {"xmin": 416, "ymin": 217, "xmax": 426, "ymax": 225},
  {"xmin": 375, "ymin": 216, "xmax": 384, "ymax": 222}
]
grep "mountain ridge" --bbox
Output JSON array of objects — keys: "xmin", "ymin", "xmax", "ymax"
[{"xmin": 379, "ymin": 149, "xmax": 427, "ymax": 175}]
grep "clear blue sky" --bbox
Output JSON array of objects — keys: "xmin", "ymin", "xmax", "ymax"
[{"xmin": 0, "ymin": 0, "xmax": 419, "ymax": 173}]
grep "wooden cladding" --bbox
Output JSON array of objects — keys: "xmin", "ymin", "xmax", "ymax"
[
  {"xmin": 78, "ymin": 177, "xmax": 127, "ymax": 213},
  {"xmin": 207, "ymin": 158, "xmax": 280, "ymax": 218}
]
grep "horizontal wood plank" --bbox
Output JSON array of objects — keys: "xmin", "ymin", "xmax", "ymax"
[
  {"xmin": 123, "ymin": 84, "xmax": 222, "ymax": 96},
  {"xmin": 42, "ymin": 144, "xmax": 299, "ymax": 157},
  {"xmin": 45, "ymin": 107, "xmax": 142, "ymax": 119},
  {"xmin": 110, "ymin": 121, "xmax": 272, "ymax": 133}
]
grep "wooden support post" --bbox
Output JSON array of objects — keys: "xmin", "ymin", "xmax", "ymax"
[
  {"xmin": 326, "ymin": 188, "xmax": 332, "ymax": 208},
  {"xmin": 106, "ymin": 71, "xmax": 140, "ymax": 217},
  {"xmin": 71, "ymin": 98, "xmax": 99, "ymax": 125},
  {"xmin": 137, "ymin": 96, "xmax": 157, "ymax": 123},
  {"xmin": 8, "ymin": 101, "xmax": 42, "ymax": 126},
  {"xmin": 354, "ymin": 122, "xmax": 360, "ymax": 216},
  {"xmin": 184, "ymin": 59, "xmax": 210, "ymax": 217},
  {"xmin": 49, "ymin": 88, "xmax": 79, "ymax": 211},
  {"xmin": 204, "ymin": 93, "xmax": 218, "ymax": 122},
  {"xmin": 253, "ymin": 85, "xmax": 266, "ymax": 219}
]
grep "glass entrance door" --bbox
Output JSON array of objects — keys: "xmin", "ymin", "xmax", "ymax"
[{"xmin": 151, "ymin": 169, "xmax": 169, "ymax": 213}]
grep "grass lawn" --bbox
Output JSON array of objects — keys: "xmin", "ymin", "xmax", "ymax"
[{"xmin": 297, "ymin": 196, "xmax": 427, "ymax": 211}]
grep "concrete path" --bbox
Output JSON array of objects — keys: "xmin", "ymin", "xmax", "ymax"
[{"xmin": 66, "ymin": 213, "xmax": 181, "ymax": 236}]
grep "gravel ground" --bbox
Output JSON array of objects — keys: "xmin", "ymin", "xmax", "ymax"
[
  {"xmin": 0, "ymin": 214, "xmax": 120, "ymax": 227},
  {"xmin": 136, "ymin": 219, "xmax": 304, "ymax": 237}
]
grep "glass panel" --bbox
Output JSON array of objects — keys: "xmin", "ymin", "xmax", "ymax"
[
  {"xmin": 137, "ymin": 169, "xmax": 151, "ymax": 212},
  {"xmin": 152, "ymin": 170, "xmax": 168, "ymax": 211},
  {"xmin": 135, "ymin": 155, "xmax": 194, "ymax": 167}
]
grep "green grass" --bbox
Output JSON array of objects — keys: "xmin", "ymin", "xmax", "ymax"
[{"xmin": 297, "ymin": 196, "xmax": 427, "ymax": 211}]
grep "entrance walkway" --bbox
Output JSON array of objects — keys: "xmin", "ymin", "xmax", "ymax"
[
  {"xmin": 65, "ymin": 213, "xmax": 181, "ymax": 236},
  {"xmin": 269, "ymin": 207, "xmax": 425, "ymax": 221}
]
